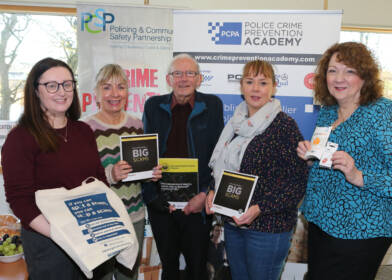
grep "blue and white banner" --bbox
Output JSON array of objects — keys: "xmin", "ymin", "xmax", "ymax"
[
  {"xmin": 77, "ymin": 4, "xmax": 173, "ymax": 119},
  {"xmin": 173, "ymin": 10, "xmax": 342, "ymax": 140},
  {"xmin": 173, "ymin": 10, "xmax": 342, "ymax": 279}
]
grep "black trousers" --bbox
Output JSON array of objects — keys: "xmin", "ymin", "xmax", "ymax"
[
  {"xmin": 147, "ymin": 207, "xmax": 211, "ymax": 280},
  {"xmin": 307, "ymin": 222, "xmax": 392, "ymax": 280}
]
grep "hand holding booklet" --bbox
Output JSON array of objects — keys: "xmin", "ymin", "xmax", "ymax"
[
  {"xmin": 211, "ymin": 170, "xmax": 258, "ymax": 218},
  {"xmin": 120, "ymin": 134, "xmax": 159, "ymax": 181},
  {"xmin": 159, "ymin": 158, "xmax": 198, "ymax": 209}
]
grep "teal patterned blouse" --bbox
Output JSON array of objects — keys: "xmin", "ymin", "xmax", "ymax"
[{"xmin": 301, "ymin": 97, "xmax": 392, "ymax": 239}]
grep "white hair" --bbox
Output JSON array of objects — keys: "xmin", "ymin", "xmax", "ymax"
[{"xmin": 167, "ymin": 53, "xmax": 200, "ymax": 74}]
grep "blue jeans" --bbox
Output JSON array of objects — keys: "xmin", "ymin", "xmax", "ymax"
[{"xmin": 224, "ymin": 223, "xmax": 292, "ymax": 280}]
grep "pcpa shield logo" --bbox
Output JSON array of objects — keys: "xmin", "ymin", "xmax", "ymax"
[{"xmin": 208, "ymin": 22, "xmax": 242, "ymax": 45}]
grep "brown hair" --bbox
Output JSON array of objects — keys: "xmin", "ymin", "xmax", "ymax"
[
  {"xmin": 314, "ymin": 42, "xmax": 383, "ymax": 106},
  {"xmin": 19, "ymin": 57, "xmax": 80, "ymax": 152},
  {"xmin": 241, "ymin": 60, "xmax": 276, "ymax": 86}
]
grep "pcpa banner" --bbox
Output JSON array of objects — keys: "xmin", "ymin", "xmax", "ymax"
[
  {"xmin": 173, "ymin": 10, "xmax": 342, "ymax": 140},
  {"xmin": 77, "ymin": 5, "xmax": 173, "ymax": 119},
  {"xmin": 173, "ymin": 10, "xmax": 342, "ymax": 279}
]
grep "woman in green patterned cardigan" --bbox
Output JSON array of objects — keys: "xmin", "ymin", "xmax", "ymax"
[{"xmin": 85, "ymin": 64, "xmax": 161, "ymax": 280}]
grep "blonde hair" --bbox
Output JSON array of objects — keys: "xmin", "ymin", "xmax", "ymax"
[{"xmin": 94, "ymin": 64, "xmax": 128, "ymax": 106}]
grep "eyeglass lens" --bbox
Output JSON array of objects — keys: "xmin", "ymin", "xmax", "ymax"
[
  {"xmin": 45, "ymin": 81, "xmax": 74, "ymax": 93},
  {"xmin": 171, "ymin": 71, "xmax": 198, "ymax": 77}
]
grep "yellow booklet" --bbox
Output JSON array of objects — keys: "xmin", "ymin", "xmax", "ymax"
[{"xmin": 159, "ymin": 158, "xmax": 198, "ymax": 209}]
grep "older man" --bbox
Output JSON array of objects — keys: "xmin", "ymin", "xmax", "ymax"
[{"xmin": 142, "ymin": 54, "xmax": 224, "ymax": 280}]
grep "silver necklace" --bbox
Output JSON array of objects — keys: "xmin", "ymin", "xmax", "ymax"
[{"xmin": 58, "ymin": 121, "xmax": 68, "ymax": 142}]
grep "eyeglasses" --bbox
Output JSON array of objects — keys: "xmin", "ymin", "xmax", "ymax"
[
  {"xmin": 37, "ymin": 80, "xmax": 76, "ymax": 93},
  {"xmin": 169, "ymin": 71, "xmax": 199, "ymax": 78}
]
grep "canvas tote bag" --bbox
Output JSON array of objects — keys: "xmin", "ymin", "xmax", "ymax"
[{"xmin": 35, "ymin": 177, "xmax": 138, "ymax": 278}]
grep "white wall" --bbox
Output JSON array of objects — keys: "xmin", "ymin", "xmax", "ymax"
[
  {"xmin": 2, "ymin": 0, "xmax": 392, "ymax": 28},
  {"xmin": 0, "ymin": 175, "xmax": 12, "ymax": 214},
  {"xmin": 328, "ymin": 0, "xmax": 392, "ymax": 28},
  {"xmin": 179, "ymin": 0, "xmax": 324, "ymax": 10}
]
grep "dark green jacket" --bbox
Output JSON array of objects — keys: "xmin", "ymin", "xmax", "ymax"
[{"xmin": 142, "ymin": 91, "xmax": 224, "ymax": 205}]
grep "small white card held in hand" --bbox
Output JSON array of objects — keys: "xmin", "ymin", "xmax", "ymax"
[
  {"xmin": 319, "ymin": 142, "xmax": 339, "ymax": 169},
  {"xmin": 305, "ymin": 126, "xmax": 332, "ymax": 160},
  {"xmin": 168, "ymin": 202, "xmax": 187, "ymax": 209}
]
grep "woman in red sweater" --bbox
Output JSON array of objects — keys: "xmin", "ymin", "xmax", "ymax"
[{"xmin": 2, "ymin": 58, "xmax": 107, "ymax": 279}]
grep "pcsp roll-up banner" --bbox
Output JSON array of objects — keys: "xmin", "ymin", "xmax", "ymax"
[
  {"xmin": 77, "ymin": 5, "xmax": 173, "ymax": 279},
  {"xmin": 77, "ymin": 4, "xmax": 173, "ymax": 119}
]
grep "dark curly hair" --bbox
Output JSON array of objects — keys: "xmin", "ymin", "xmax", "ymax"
[{"xmin": 314, "ymin": 42, "xmax": 383, "ymax": 106}]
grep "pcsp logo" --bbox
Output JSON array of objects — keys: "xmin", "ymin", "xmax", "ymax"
[{"xmin": 81, "ymin": 8, "xmax": 115, "ymax": 33}]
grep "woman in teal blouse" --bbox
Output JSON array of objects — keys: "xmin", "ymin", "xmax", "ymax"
[{"xmin": 297, "ymin": 42, "xmax": 392, "ymax": 280}]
